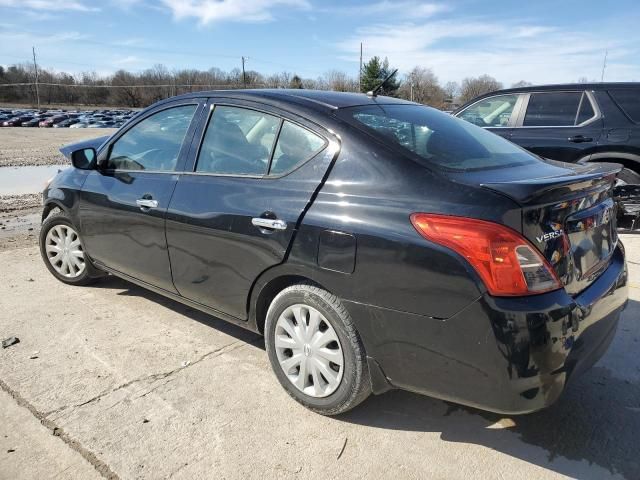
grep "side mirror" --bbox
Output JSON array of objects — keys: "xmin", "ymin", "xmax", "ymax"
[{"xmin": 71, "ymin": 148, "xmax": 96, "ymax": 170}]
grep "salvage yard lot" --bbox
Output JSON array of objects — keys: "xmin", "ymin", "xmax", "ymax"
[{"xmin": 0, "ymin": 129, "xmax": 639, "ymax": 480}]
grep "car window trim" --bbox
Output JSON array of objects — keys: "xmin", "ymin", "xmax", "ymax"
[
  {"xmin": 98, "ymin": 100, "xmax": 204, "ymax": 173},
  {"xmin": 455, "ymin": 93, "xmax": 523, "ymax": 129},
  {"xmin": 187, "ymin": 101, "xmax": 330, "ymax": 179},
  {"xmin": 515, "ymin": 90, "xmax": 601, "ymax": 129}
]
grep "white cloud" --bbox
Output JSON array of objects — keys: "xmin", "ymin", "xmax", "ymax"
[
  {"xmin": 336, "ymin": 19, "xmax": 640, "ymax": 85},
  {"xmin": 324, "ymin": 1, "xmax": 448, "ymax": 18},
  {"xmin": 161, "ymin": 0, "xmax": 310, "ymax": 25},
  {"xmin": 0, "ymin": 0, "xmax": 99, "ymax": 11}
]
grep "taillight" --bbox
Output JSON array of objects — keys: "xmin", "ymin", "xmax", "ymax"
[{"xmin": 410, "ymin": 213, "xmax": 562, "ymax": 296}]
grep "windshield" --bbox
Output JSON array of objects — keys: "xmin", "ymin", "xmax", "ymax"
[{"xmin": 339, "ymin": 104, "xmax": 538, "ymax": 171}]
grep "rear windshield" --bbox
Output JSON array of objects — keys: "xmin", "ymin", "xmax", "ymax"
[
  {"xmin": 338, "ymin": 104, "xmax": 538, "ymax": 171},
  {"xmin": 609, "ymin": 88, "xmax": 640, "ymax": 123}
]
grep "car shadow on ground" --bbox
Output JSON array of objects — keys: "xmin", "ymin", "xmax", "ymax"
[
  {"xmin": 91, "ymin": 277, "xmax": 639, "ymax": 479},
  {"xmin": 92, "ymin": 275, "xmax": 264, "ymax": 349}
]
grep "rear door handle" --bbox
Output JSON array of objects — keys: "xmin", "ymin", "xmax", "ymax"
[
  {"xmin": 251, "ymin": 217, "xmax": 287, "ymax": 231},
  {"xmin": 568, "ymin": 135, "xmax": 593, "ymax": 143},
  {"xmin": 136, "ymin": 198, "xmax": 158, "ymax": 209}
]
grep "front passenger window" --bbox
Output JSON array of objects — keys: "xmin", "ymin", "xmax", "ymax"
[
  {"xmin": 107, "ymin": 105, "xmax": 196, "ymax": 171},
  {"xmin": 458, "ymin": 94, "xmax": 518, "ymax": 127}
]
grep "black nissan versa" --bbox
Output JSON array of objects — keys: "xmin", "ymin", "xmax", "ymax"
[{"xmin": 39, "ymin": 90, "xmax": 628, "ymax": 415}]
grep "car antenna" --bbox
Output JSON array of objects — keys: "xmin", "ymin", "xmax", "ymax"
[{"xmin": 366, "ymin": 69, "xmax": 398, "ymax": 98}]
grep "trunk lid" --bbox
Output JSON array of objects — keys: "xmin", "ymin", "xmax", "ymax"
[{"xmin": 453, "ymin": 160, "xmax": 621, "ymax": 295}]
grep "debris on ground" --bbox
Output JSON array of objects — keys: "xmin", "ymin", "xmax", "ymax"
[
  {"xmin": 1, "ymin": 336, "xmax": 19, "ymax": 348},
  {"xmin": 337, "ymin": 437, "xmax": 348, "ymax": 460}
]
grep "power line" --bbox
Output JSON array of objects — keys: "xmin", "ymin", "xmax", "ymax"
[{"xmin": 0, "ymin": 82, "xmax": 266, "ymax": 89}]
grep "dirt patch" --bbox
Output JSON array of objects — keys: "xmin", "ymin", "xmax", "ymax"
[
  {"xmin": 0, "ymin": 206, "xmax": 41, "ymax": 251},
  {"xmin": 0, "ymin": 128, "xmax": 116, "ymax": 167}
]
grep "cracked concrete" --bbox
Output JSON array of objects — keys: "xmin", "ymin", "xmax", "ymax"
[{"xmin": 1, "ymin": 240, "xmax": 639, "ymax": 479}]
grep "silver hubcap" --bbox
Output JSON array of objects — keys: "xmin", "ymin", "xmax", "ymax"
[
  {"xmin": 45, "ymin": 224, "xmax": 85, "ymax": 278},
  {"xmin": 274, "ymin": 304, "xmax": 344, "ymax": 398}
]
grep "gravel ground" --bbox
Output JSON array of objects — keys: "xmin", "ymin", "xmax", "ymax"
[{"xmin": 0, "ymin": 128, "xmax": 116, "ymax": 167}]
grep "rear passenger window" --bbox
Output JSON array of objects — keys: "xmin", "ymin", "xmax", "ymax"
[
  {"xmin": 270, "ymin": 121, "xmax": 326, "ymax": 175},
  {"xmin": 609, "ymin": 89, "xmax": 640, "ymax": 123},
  {"xmin": 523, "ymin": 92, "xmax": 582, "ymax": 126},
  {"xmin": 197, "ymin": 106, "xmax": 280, "ymax": 176}
]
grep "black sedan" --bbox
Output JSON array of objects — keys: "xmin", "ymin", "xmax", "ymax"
[{"xmin": 40, "ymin": 90, "xmax": 628, "ymax": 415}]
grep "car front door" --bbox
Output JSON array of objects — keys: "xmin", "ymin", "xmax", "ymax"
[
  {"xmin": 79, "ymin": 100, "xmax": 204, "ymax": 292},
  {"xmin": 509, "ymin": 91, "xmax": 603, "ymax": 162},
  {"xmin": 165, "ymin": 100, "xmax": 337, "ymax": 319},
  {"xmin": 455, "ymin": 93, "xmax": 523, "ymax": 140}
]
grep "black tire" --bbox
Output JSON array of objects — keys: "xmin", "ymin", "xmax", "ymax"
[
  {"xmin": 617, "ymin": 167, "xmax": 640, "ymax": 185},
  {"xmin": 265, "ymin": 283, "xmax": 371, "ymax": 415},
  {"xmin": 39, "ymin": 210, "xmax": 103, "ymax": 286}
]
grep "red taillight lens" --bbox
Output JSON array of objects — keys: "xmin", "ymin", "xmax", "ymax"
[{"xmin": 410, "ymin": 213, "xmax": 562, "ymax": 296}]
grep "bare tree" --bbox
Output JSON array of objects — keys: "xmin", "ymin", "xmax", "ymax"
[
  {"xmin": 324, "ymin": 70, "xmax": 357, "ymax": 92},
  {"xmin": 511, "ymin": 80, "xmax": 533, "ymax": 88},
  {"xmin": 398, "ymin": 66, "xmax": 446, "ymax": 107},
  {"xmin": 459, "ymin": 75, "xmax": 503, "ymax": 103}
]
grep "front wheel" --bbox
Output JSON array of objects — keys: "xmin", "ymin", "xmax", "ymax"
[
  {"xmin": 39, "ymin": 211, "xmax": 102, "ymax": 286},
  {"xmin": 265, "ymin": 283, "xmax": 371, "ymax": 415}
]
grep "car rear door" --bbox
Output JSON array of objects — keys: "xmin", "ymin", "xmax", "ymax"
[
  {"xmin": 79, "ymin": 99, "xmax": 205, "ymax": 292},
  {"xmin": 165, "ymin": 99, "xmax": 337, "ymax": 319},
  {"xmin": 509, "ymin": 91, "xmax": 603, "ymax": 162},
  {"xmin": 455, "ymin": 93, "xmax": 524, "ymax": 141}
]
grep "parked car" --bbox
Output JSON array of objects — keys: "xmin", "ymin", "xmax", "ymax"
[
  {"xmin": 53, "ymin": 118, "xmax": 80, "ymax": 128},
  {"xmin": 40, "ymin": 90, "xmax": 627, "ymax": 415},
  {"xmin": 453, "ymin": 82, "xmax": 640, "ymax": 184},
  {"xmin": 2, "ymin": 115, "xmax": 33, "ymax": 126},
  {"xmin": 22, "ymin": 118, "xmax": 41, "ymax": 127},
  {"xmin": 39, "ymin": 115, "xmax": 68, "ymax": 127}
]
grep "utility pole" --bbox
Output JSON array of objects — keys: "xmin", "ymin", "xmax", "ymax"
[
  {"xmin": 32, "ymin": 46, "xmax": 40, "ymax": 109},
  {"xmin": 241, "ymin": 56, "xmax": 247, "ymax": 87},
  {"xmin": 359, "ymin": 42, "xmax": 363, "ymax": 92},
  {"xmin": 601, "ymin": 49, "xmax": 608, "ymax": 82}
]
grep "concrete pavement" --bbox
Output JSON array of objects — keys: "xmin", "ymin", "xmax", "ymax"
[{"xmin": 0, "ymin": 238, "xmax": 639, "ymax": 480}]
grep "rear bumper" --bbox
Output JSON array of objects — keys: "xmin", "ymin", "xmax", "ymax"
[{"xmin": 348, "ymin": 245, "xmax": 628, "ymax": 414}]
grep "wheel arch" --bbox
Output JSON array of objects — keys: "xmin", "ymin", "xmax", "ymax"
[
  {"xmin": 250, "ymin": 272, "xmax": 327, "ymax": 335},
  {"xmin": 41, "ymin": 199, "xmax": 68, "ymax": 222},
  {"xmin": 580, "ymin": 152, "xmax": 640, "ymax": 174}
]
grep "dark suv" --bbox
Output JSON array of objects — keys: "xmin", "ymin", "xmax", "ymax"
[
  {"xmin": 453, "ymin": 83, "xmax": 640, "ymax": 184},
  {"xmin": 40, "ymin": 90, "xmax": 627, "ymax": 415}
]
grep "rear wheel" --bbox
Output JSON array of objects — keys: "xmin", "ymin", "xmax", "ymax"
[
  {"xmin": 265, "ymin": 283, "xmax": 371, "ymax": 415},
  {"xmin": 617, "ymin": 167, "xmax": 640, "ymax": 185},
  {"xmin": 39, "ymin": 211, "xmax": 102, "ymax": 286}
]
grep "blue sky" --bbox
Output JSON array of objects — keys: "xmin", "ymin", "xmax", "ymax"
[{"xmin": 1, "ymin": 0, "xmax": 640, "ymax": 86}]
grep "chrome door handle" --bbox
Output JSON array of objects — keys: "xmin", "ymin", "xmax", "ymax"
[
  {"xmin": 136, "ymin": 198, "xmax": 158, "ymax": 209},
  {"xmin": 251, "ymin": 217, "xmax": 287, "ymax": 230}
]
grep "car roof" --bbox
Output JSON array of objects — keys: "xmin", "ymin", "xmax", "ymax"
[
  {"xmin": 159, "ymin": 89, "xmax": 416, "ymax": 113},
  {"xmin": 477, "ymin": 81, "xmax": 639, "ymax": 97}
]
